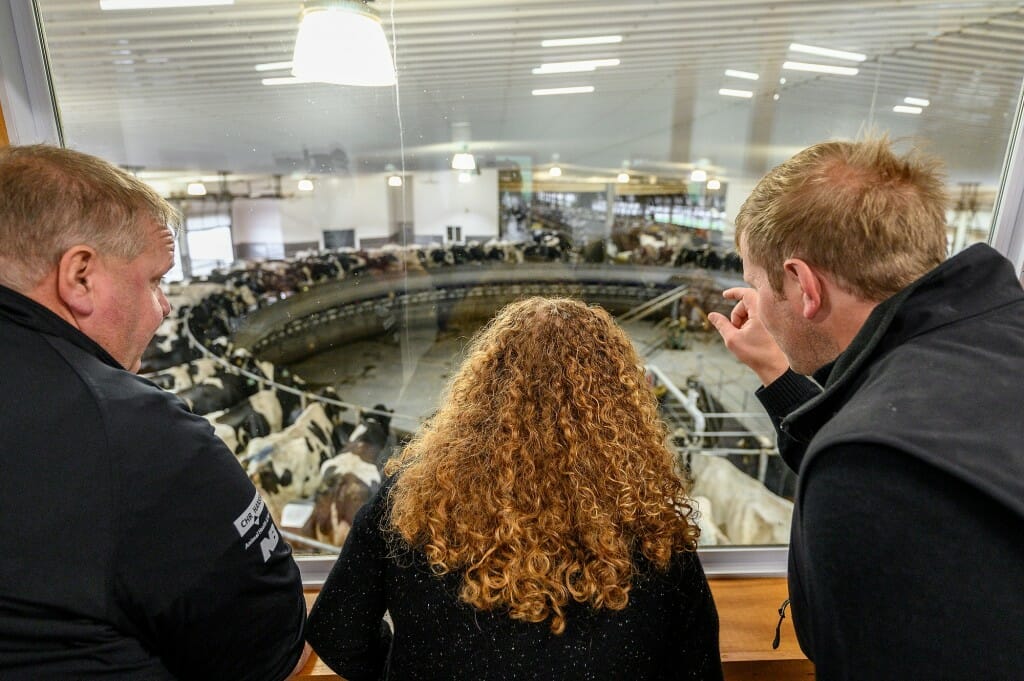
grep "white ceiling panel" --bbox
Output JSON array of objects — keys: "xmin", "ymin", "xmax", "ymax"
[{"xmin": 34, "ymin": 0, "xmax": 1024, "ymax": 185}]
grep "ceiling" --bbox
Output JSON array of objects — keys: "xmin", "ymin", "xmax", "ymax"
[{"xmin": 34, "ymin": 0, "xmax": 1024, "ymax": 189}]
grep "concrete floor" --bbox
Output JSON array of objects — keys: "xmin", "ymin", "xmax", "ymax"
[{"xmin": 286, "ymin": 315, "xmax": 768, "ymax": 437}]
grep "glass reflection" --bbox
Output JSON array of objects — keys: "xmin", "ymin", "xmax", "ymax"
[{"xmin": 35, "ymin": 0, "xmax": 1024, "ymax": 552}]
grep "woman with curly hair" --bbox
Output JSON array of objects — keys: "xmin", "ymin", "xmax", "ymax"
[{"xmin": 307, "ymin": 297, "xmax": 722, "ymax": 680}]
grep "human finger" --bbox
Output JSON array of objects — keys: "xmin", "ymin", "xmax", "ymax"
[
  {"xmin": 707, "ymin": 311, "xmax": 737, "ymax": 344},
  {"xmin": 722, "ymin": 287, "xmax": 752, "ymax": 301},
  {"xmin": 730, "ymin": 298, "xmax": 749, "ymax": 327}
]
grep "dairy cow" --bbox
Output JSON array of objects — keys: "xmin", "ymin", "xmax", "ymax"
[
  {"xmin": 691, "ymin": 495, "xmax": 730, "ymax": 546},
  {"xmin": 242, "ymin": 400, "xmax": 345, "ymax": 523},
  {"xmin": 337, "ymin": 404, "xmax": 393, "ymax": 469},
  {"xmin": 206, "ymin": 388, "xmax": 305, "ymax": 455},
  {"xmin": 146, "ymin": 357, "xmax": 224, "ymax": 393},
  {"xmin": 688, "ymin": 454, "xmax": 793, "ymax": 545},
  {"xmin": 301, "ymin": 406, "xmax": 393, "ymax": 546},
  {"xmin": 175, "ymin": 355, "xmax": 273, "ymax": 415},
  {"xmin": 302, "ymin": 453, "xmax": 381, "ymax": 547}
]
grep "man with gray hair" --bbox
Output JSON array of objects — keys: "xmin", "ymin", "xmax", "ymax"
[
  {"xmin": 709, "ymin": 136, "xmax": 1024, "ymax": 678},
  {"xmin": 0, "ymin": 145, "xmax": 307, "ymax": 679}
]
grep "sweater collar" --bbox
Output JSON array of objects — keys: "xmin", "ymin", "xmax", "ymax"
[{"xmin": 0, "ymin": 283, "xmax": 122, "ymax": 370}]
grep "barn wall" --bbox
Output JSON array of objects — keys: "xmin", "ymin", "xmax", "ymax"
[
  {"xmin": 231, "ymin": 171, "xmax": 499, "ymax": 253},
  {"xmin": 412, "ymin": 169, "xmax": 500, "ymax": 243}
]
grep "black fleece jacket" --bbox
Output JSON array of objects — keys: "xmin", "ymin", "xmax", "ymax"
[
  {"xmin": 756, "ymin": 244, "xmax": 1024, "ymax": 680},
  {"xmin": 0, "ymin": 284, "xmax": 305, "ymax": 680}
]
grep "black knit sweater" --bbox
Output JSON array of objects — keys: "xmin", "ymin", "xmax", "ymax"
[{"xmin": 307, "ymin": 478, "xmax": 724, "ymax": 680}]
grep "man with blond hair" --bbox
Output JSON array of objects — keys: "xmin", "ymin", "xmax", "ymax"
[
  {"xmin": 709, "ymin": 137, "xmax": 1024, "ymax": 678},
  {"xmin": 0, "ymin": 145, "xmax": 307, "ymax": 679}
]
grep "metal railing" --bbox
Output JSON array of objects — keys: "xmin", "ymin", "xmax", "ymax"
[
  {"xmin": 617, "ymin": 283, "xmax": 691, "ymax": 323},
  {"xmin": 648, "ymin": 363, "xmax": 779, "ymax": 484}
]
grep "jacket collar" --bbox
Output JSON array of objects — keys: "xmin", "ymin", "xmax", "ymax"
[
  {"xmin": 782, "ymin": 243, "xmax": 1022, "ymax": 441},
  {"xmin": 0, "ymin": 283, "xmax": 122, "ymax": 370}
]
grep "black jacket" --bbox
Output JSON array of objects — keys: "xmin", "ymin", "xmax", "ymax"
[
  {"xmin": 0, "ymin": 284, "xmax": 305, "ymax": 680},
  {"xmin": 307, "ymin": 477, "xmax": 724, "ymax": 680},
  {"xmin": 757, "ymin": 244, "xmax": 1024, "ymax": 679}
]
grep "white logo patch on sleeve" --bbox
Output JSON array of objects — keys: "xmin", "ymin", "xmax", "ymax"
[
  {"xmin": 233, "ymin": 491, "xmax": 280, "ymax": 563},
  {"xmin": 233, "ymin": 491, "xmax": 266, "ymax": 537},
  {"xmin": 260, "ymin": 525, "xmax": 280, "ymax": 562}
]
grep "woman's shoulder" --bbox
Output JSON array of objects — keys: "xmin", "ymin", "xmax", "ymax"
[{"xmin": 633, "ymin": 549, "xmax": 711, "ymax": 596}]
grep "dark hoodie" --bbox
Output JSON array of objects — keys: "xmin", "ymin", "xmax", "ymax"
[{"xmin": 756, "ymin": 244, "xmax": 1024, "ymax": 680}]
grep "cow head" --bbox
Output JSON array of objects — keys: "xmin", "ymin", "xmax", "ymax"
[{"xmin": 365, "ymin": 403, "xmax": 393, "ymax": 431}]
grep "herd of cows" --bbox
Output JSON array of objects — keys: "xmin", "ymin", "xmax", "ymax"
[
  {"xmin": 138, "ymin": 234, "xmax": 786, "ymax": 551},
  {"xmin": 141, "ymin": 279, "xmax": 396, "ymax": 550}
]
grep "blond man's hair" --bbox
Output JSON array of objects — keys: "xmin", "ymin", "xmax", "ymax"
[
  {"xmin": 387, "ymin": 297, "xmax": 699, "ymax": 634},
  {"xmin": 736, "ymin": 136, "xmax": 948, "ymax": 301},
  {"xmin": 0, "ymin": 144, "xmax": 179, "ymax": 291}
]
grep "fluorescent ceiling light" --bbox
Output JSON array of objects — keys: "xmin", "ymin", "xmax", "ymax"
[
  {"xmin": 788, "ymin": 42, "xmax": 866, "ymax": 62},
  {"xmin": 617, "ymin": 172, "xmax": 630, "ymax": 183},
  {"xmin": 532, "ymin": 86, "xmax": 595, "ymax": 96},
  {"xmin": 706, "ymin": 179, "xmax": 721, "ymax": 190},
  {"xmin": 297, "ymin": 179, "xmax": 314, "ymax": 191},
  {"xmin": 783, "ymin": 61, "xmax": 859, "ymax": 76},
  {"xmin": 718, "ymin": 88, "xmax": 753, "ymax": 98},
  {"xmin": 186, "ymin": 182, "xmax": 207, "ymax": 196},
  {"xmin": 690, "ymin": 169, "xmax": 708, "ymax": 182},
  {"xmin": 292, "ymin": 1, "xmax": 396, "ymax": 87},
  {"xmin": 255, "ymin": 61, "xmax": 294, "ymax": 72},
  {"xmin": 452, "ymin": 152, "xmax": 477, "ymax": 171},
  {"xmin": 101, "ymin": 0, "xmax": 232, "ymax": 8},
  {"xmin": 549, "ymin": 166, "xmax": 562, "ymax": 177},
  {"xmin": 262, "ymin": 77, "xmax": 311, "ymax": 86},
  {"xmin": 725, "ymin": 69, "xmax": 759, "ymax": 80},
  {"xmin": 904, "ymin": 97, "xmax": 930, "ymax": 107},
  {"xmin": 387, "ymin": 175, "xmax": 403, "ymax": 187},
  {"xmin": 893, "ymin": 105, "xmax": 922, "ymax": 114},
  {"xmin": 542, "ymin": 35, "xmax": 622, "ymax": 47},
  {"xmin": 532, "ymin": 58, "xmax": 620, "ymax": 75}
]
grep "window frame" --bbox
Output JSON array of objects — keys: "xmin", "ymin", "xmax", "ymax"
[{"xmin": 4, "ymin": 0, "xmax": 1023, "ymax": 579}]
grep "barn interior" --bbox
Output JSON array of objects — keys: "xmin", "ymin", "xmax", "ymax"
[{"xmin": 3, "ymin": 0, "xmax": 1023, "ymax": 564}]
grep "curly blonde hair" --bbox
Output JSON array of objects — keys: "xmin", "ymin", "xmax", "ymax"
[{"xmin": 387, "ymin": 297, "xmax": 699, "ymax": 634}]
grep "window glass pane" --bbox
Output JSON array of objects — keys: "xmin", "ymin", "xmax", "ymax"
[{"xmin": 35, "ymin": 0, "xmax": 1024, "ymax": 555}]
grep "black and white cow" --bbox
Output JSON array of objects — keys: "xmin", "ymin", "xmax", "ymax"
[
  {"xmin": 146, "ymin": 357, "xmax": 224, "ymax": 393},
  {"xmin": 206, "ymin": 387, "xmax": 305, "ymax": 455},
  {"xmin": 300, "ymin": 405, "xmax": 393, "ymax": 546},
  {"xmin": 339, "ymin": 404, "xmax": 393, "ymax": 470},
  {"xmin": 140, "ymin": 316, "xmax": 200, "ymax": 373},
  {"xmin": 483, "ymin": 239, "xmax": 525, "ymax": 264},
  {"xmin": 174, "ymin": 354, "xmax": 272, "ymax": 415},
  {"xmin": 302, "ymin": 453, "xmax": 381, "ymax": 547},
  {"xmin": 242, "ymin": 398, "xmax": 346, "ymax": 523}
]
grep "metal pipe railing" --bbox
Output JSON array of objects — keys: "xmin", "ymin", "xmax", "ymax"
[
  {"xmin": 280, "ymin": 530, "xmax": 342, "ymax": 555},
  {"xmin": 618, "ymin": 284, "xmax": 691, "ymax": 323},
  {"xmin": 646, "ymin": 363, "xmax": 706, "ymax": 435}
]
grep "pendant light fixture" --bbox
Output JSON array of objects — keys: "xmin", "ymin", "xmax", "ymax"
[
  {"xmin": 292, "ymin": 0, "xmax": 396, "ymax": 87},
  {"xmin": 451, "ymin": 146, "xmax": 477, "ymax": 171},
  {"xmin": 548, "ymin": 153, "xmax": 562, "ymax": 177}
]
